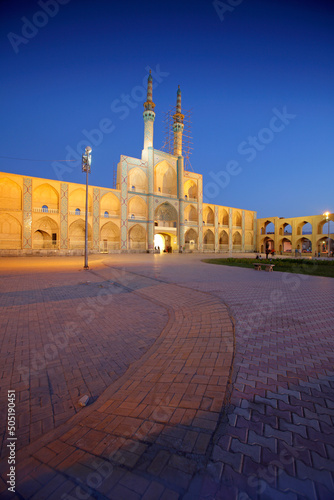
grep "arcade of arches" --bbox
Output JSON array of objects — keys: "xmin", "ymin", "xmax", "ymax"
[{"xmin": 0, "ymin": 172, "xmax": 331, "ymax": 255}]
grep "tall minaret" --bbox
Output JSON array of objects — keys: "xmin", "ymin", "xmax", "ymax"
[
  {"xmin": 143, "ymin": 70, "xmax": 156, "ymax": 153},
  {"xmin": 172, "ymin": 85, "xmax": 184, "ymax": 156}
]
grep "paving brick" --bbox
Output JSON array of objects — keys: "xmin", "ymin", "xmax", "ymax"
[
  {"xmin": 230, "ymin": 438, "xmax": 261, "ymax": 463},
  {"xmin": 141, "ymin": 481, "xmax": 165, "ymax": 500},
  {"xmin": 248, "ymin": 430, "xmax": 276, "ymax": 453},
  {"xmin": 212, "ymin": 445, "xmax": 242, "ymax": 472},
  {"xmin": 296, "ymin": 460, "xmax": 334, "ymax": 492},
  {"xmin": 264, "ymin": 424, "xmax": 292, "ymax": 445},
  {"xmin": 279, "ymin": 419, "xmax": 308, "ymax": 439},
  {"xmin": 292, "ymin": 413, "xmax": 320, "ymax": 432},
  {"xmin": 278, "ymin": 471, "xmax": 316, "ymax": 498}
]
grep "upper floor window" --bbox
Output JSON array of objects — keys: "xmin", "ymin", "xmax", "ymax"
[
  {"xmin": 75, "ymin": 208, "xmax": 81, "ymax": 215},
  {"xmin": 42, "ymin": 205, "xmax": 48, "ymax": 213}
]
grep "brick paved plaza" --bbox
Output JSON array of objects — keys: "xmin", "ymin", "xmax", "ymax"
[{"xmin": 0, "ymin": 254, "xmax": 333, "ymax": 499}]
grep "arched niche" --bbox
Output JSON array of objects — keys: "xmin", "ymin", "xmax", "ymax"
[
  {"xmin": 33, "ymin": 216, "xmax": 59, "ymax": 249},
  {"xmin": 184, "ymin": 204, "xmax": 197, "ymax": 223},
  {"xmin": 69, "ymin": 188, "xmax": 92, "ymax": 213},
  {"xmin": 184, "ymin": 179, "xmax": 197, "ymax": 199},
  {"xmin": 0, "ymin": 178, "xmax": 22, "ymax": 210},
  {"xmin": 69, "ymin": 219, "xmax": 92, "ymax": 249},
  {"xmin": 154, "ymin": 161, "xmax": 177, "ymax": 196},
  {"xmin": 128, "ymin": 168, "xmax": 148, "ymax": 193},
  {"xmin": 100, "ymin": 192, "xmax": 120, "ymax": 216},
  {"xmin": 33, "ymin": 183, "xmax": 59, "ymax": 211},
  {"xmin": 128, "ymin": 196, "xmax": 147, "ymax": 219},
  {"xmin": 0, "ymin": 213, "xmax": 22, "ymax": 249},
  {"xmin": 129, "ymin": 224, "xmax": 146, "ymax": 250}
]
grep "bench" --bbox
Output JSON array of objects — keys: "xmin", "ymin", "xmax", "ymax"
[{"xmin": 253, "ymin": 263, "xmax": 275, "ymax": 272}]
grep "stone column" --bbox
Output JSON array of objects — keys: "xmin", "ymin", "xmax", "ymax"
[
  {"xmin": 120, "ymin": 157, "xmax": 128, "ymax": 252},
  {"xmin": 60, "ymin": 183, "xmax": 68, "ymax": 249},
  {"xmin": 229, "ymin": 208, "xmax": 233, "ymax": 252},
  {"xmin": 198, "ymin": 177, "xmax": 203, "ymax": 252},
  {"xmin": 23, "ymin": 177, "xmax": 32, "ymax": 249},
  {"xmin": 253, "ymin": 213, "xmax": 257, "ymax": 251},
  {"xmin": 214, "ymin": 206, "xmax": 219, "ymax": 252},
  {"xmin": 93, "ymin": 188, "xmax": 100, "ymax": 252}
]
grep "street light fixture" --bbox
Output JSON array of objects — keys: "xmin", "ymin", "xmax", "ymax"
[
  {"xmin": 82, "ymin": 146, "xmax": 92, "ymax": 269},
  {"xmin": 323, "ymin": 211, "xmax": 330, "ymax": 258}
]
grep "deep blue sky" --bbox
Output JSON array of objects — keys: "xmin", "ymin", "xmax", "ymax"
[{"xmin": 1, "ymin": 0, "xmax": 333, "ymax": 218}]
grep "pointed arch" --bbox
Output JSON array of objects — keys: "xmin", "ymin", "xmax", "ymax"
[
  {"xmin": 154, "ymin": 202, "xmax": 178, "ymax": 227},
  {"xmin": 69, "ymin": 188, "xmax": 92, "ymax": 213},
  {"xmin": 219, "ymin": 230, "xmax": 229, "ymax": 245},
  {"xmin": 0, "ymin": 177, "xmax": 22, "ymax": 210},
  {"xmin": 154, "ymin": 160, "xmax": 177, "ymax": 196},
  {"xmin": 128, "ymin": 196, "xmax": 147, "ymax": 219},
  {"xmin": 100, "ymin": 192, "xmax": 120, "ymax": 216},
  {"xmin": 129, "ymin": 224, "xmax": 146, "ymax": 250},
  {"xmin": 232, "ymin": 231, "xmax": 242, "ymax": 246},
  {"xmin": 128, "ymin": 167, "xmax": 148, "ymax": 193},
  {"xmin": 100, "ymin": 221, "xmax": 120, "ymax": 251},
  {"xmin": 33, "ymin": 216, "xmax": 59, "ymax": 249},
  {"xmin": 184, "ymin": 204, "xmax": 197, "ymax": 223},
  {"xmin": 33, "ymin": 183, "xmax": 59, "ymax": 211},
  {"xmin": 203, "ymin": 229, "xmax": 214, "ymax": 250},
  {"xmin": 69, "ymin": 219, "xmax": 92, "ymax": 249},
  {"xmin": 233, "ymin": 210, "xmax": 242, "ymax": 227},
  {"xmin": 203, "ymin": 206, "xmax": 214, "ymax": 225},
  {"xmin": 184, "ymin": 179, "xmax": 197, "ymax": 199},
  {"xmin": 0, "ymin": 213, "xmax": 22, "ymax": 249},
  {"xmin": 185, "ymin": 228, "xmax": 198, "ymax": 243},
  {"xmin": 219, "ymin": 208, "xmax": 229, "ymax": 226}
]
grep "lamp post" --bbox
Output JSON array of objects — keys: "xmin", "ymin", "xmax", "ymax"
[
  {"xmin": 82, "ymin": 146, "xmax": 92, "ymax": 269},
  {"xmin": 323, "ymin": 211, "xmax": 330, "ymax": 258}
]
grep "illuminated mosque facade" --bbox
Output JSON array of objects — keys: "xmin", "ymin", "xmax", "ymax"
[{"xmin": 0, "ymin": 73, "xmax": 332, "ymax": 255}]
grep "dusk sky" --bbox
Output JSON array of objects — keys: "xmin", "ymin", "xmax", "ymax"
[{"xmin": 1, "ymin": 0, "xmax": 333, "ymax": 218}]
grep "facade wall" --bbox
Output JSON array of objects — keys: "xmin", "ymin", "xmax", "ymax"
[
  {"xmin": 0, "ymin": 170, "xmax": 256, "ymax": 254},
  {"xmin": 256, "ymin": 215, "xmax": 334, "ymax": 255}
]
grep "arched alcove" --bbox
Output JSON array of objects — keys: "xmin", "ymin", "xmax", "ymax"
[
  {"xmin": 129, "ymin": 224, "xmax": 146, "ymax": 250},
  {"xmin": 128, "ymin": 196, "xmax": 147, "ymax": 220},
  {"xmin": 69, "ymin": 189, "xmax": 92, "ymax": 213},
  {"xmin": 128, "ymin": 168, "xmax": 148, "ymax": 193},
  {"xmin": 0, "ymin": 213, "xmax": 22, "ymax": 249},
  {"xmin": 100, "ymin": 221, "xmax": 120, "ymax": 251},
  {"xmin": 69, "ymin": 219, "xmax": 92, "ymax": 249},
  {"xmin": 155, "ymin": 202, "xmax": 178, "ymax": 228},
  {"xmin": 154, "ymin": 161, "xmax": 177, "ymax": 196},
  {"xmin": 100, "ymin": 192, "xmax": 120, "ymax": 217},
  {"xmin": 33, "ymin": 216, "xmax": 59, "ymax": 249},
  {"xmin": 184, "ymin": 179, "xmax": 197, "ymax": 199},
  {"xmin": 184, "ymin": 204, "xmax": 197, "ymax": 223},
  {"xmin": 33, "ymin": 183, "xmax": 59, "ymax": 211},
  {"xmin": 0, "ymin": 178, "xmax": 22, "ymax": 210}
]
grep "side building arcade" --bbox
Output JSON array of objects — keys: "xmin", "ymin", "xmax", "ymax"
[
  {"xmin": 0, "ymin": 73, "xmax": 257, "ymax": 255},
  {"xmin": 257, "ymin": 215, "xmax": 334, "ymax": 256}
]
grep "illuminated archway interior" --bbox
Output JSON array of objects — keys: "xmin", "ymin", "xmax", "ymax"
[{"xmin": 154, "ymin": 234, "xmax": 165, "ymax": 251}]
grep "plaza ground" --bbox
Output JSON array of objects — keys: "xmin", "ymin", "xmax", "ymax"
[{"xmin": 0, "ymin": 253, "xmax": 333, "ymax": 499}]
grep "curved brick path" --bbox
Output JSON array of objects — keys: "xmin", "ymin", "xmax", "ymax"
[
  {"xmin": 0, "ymin": 258, "xmax": 234, "ymax": 499},
  {"xmin": 0, "ymin": 254, "xmax": 334, "ymax": 499}
]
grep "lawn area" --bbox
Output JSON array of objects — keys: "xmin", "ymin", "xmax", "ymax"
[{"xmin": 202, "ymin": 257, "xmax": 334, "ymax": 278}]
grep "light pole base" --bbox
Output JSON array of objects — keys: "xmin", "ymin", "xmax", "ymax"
[{"xmin": 84, "ymin": 266, "xmax": 89, "ymax": 270}]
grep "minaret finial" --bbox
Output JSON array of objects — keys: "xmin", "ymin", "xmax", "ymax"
[
  {"xmin": 144, "ymin": 70, "xmax": 155, "ymax": 111},
  {"xmin": 142, "ymin": 69, "xmax": 156, "ymax": 156},
  {"xmin": 173, "ymin": 85, "xmax": 184, "ymax": 156}
]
